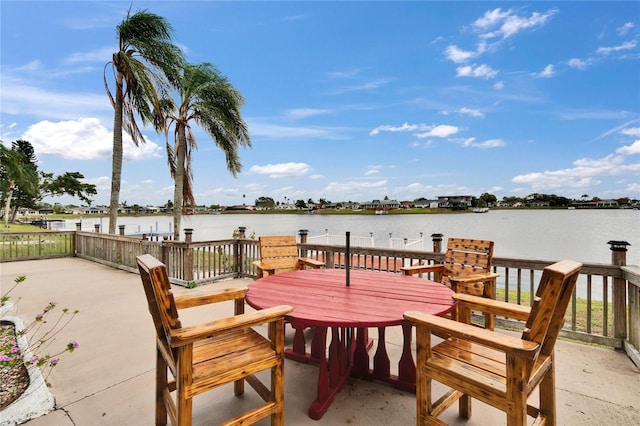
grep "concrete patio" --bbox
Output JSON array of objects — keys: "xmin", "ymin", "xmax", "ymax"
[{"xmin": 1, "ymin": 257, "xmax": 639, "ymax": 425}]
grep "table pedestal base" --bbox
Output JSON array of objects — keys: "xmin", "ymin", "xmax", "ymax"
[{"xmin": 286, "ymin": 321, "xmax": 417, "ymax": 419}]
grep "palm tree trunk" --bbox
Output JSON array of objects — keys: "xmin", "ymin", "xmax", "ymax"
[
  {"xmin": 109, "ymin": 72, "xmax": 125, "ymax": 234},
  {"xmin": 173, "ymin": 125, "xmax": 187, "ymax": 240},
  {"xmin": 3, "ymin": 180, "xmax": 14, "ymax": 228}
]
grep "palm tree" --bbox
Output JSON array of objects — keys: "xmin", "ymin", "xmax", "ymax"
[
  {"xmin": 104, "ymin": 9, "xmax": 184, "ymax": 234},
  {"xmin": 159, "ymin": 63, "xmax": 251, "ymax": 239}
]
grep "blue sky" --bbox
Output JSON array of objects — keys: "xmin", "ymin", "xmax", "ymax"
[{"xmin": 1, "ymin": 1, "xmax": 639, "ymax": 207}]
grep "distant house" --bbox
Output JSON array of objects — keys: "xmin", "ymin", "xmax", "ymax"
[
  {"xmin": 360, "ymin": 199, "xmax": 400, "ymax": 210},
  {"xmin": 414, "ymin": 198, "xmax": 439, "ymax": 208},
  {"xmin": 571, "ymin": 199, "xmax": 619, "ymax": 208},
  {"xmin": 437, "ymin": 195, "xmax": 474, "ymax": 209},
  {"xmin": 400, "ymin": 200, "xmax": 415, "ymax": 208},
  {"xmin": 69, "ymin": 206, "xmax": 108, "ymax": 215}
]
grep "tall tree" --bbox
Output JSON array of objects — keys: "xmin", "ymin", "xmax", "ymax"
[
  {"xmin": 158, "ymin": 63, "xmax": 251, "ymax": 239},
  {"xmin": 0, "ymin": 143, "xmax": 38, "ymax": 226},
  {"xmin": 104, "ymin": 9, "xmax": 184, "ymax": 234},
  {"xmin": 1, "ymin": 140, "xmax": 97, "ymax": 223}
]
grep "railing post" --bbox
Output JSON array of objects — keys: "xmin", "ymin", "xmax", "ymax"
[
  {"xmin": 161, "ymin": 239, "xmax": 170, "ymax": 265},
  {"xmin": 235, "ymin": 226, "xmax": 246, "ymax": 277},
  {"xmin": 94, "ymin": 224, "xmax": 100, "ymax": 233},
  {"xmin": 184, "ymin": 228, "xmax": 194, "ymax": 282},
  {"xmin": 298, "ymin": 229, "xmax": 309, "ymax": 257},
  {"xmin": 431, "ymin": 233, "xmax": 444, "ymax": 253},
  {"xmin": 118, "ymin": 225, "xmax": 125, "ymax": 236},
  {"xmin": 75, "ymin": 222, "xmax": 81, "ymax": 232},
  {"xmin": 608, "ymin": 240, "xmax": 630, "ymax": 341}
]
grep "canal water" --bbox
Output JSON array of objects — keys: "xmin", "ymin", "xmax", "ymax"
[{"xmin": 68, "ymin": 209, "xmax": 639, "ymax": 266}]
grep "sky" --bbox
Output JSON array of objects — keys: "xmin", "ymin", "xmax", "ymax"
[{"xmin": 1, "ymin": 1, "xmax": 639, "ymax": 207}]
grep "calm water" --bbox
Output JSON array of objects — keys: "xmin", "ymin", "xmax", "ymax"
[{"xmin": 71, "ymin": 209, "xmax": 639, "ymax": 266}]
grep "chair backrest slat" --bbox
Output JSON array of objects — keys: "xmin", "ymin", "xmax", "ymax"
[
  {"xmin": 522, "ymin": 260, "xmax": 582, "ymax": 360},
  {"xmin": 258, "ymin": 235, "xmax": 300, "ymax": 272},
  {"xmin": 137, "ymin": 254, "xmax": 182, "ymax": 363},
  {"xmin": 441, "ymin": 238, "xmax": 494, "ymax": 285}
]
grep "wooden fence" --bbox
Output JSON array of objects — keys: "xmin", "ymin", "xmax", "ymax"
[{"xmin": 1, "ymin": 229, "xmax": 638, "ymax": 366}]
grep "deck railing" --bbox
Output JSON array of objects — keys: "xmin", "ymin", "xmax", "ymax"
[{"xmin": 1, "ymin": 229, "xmax": 637, "ymax": 366}]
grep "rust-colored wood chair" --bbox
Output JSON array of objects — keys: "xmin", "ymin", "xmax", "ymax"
[
  {"xmin": 253, "ymin": 235, "xmax": 325, "ymax": 279},
  {"xmin": 137, "ymin": 254, "xmax": 292, "ymax": 426},
  {"xmin": 404, "ymin": 259, "xmax": 582, "ymax": 426},
  {"xmin": 401, "ymin": 238, "xmax": 499, "ymax": 329}
]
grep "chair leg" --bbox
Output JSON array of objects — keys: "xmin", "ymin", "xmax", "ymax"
[
  {"xmin": 272, "ymin": 363, "xmax": 285, "ymax": 426},
  {"xmin": 484, "ymin": 281, "xmax": 496, "ymax": 330},
  {"xmin": 539, "ymin": 356, "xmax": 557, "ymax": 425},
  {"xmin": 415, "ymin": 327, "xmax": 430, "ymax": 425},
  {"xmin": 177, "ymin": 395, "xmax": 192, "ymax": 426},
  {"xmin": 458, "ymin": 394, "xmax": 471, "ymax": 419},
  {"xmin": 156, "ymin": 347, "xmax": 168, "ymax": 426},
  {"xmin": 506, "ymin": 381, "xmax": 528, "ymax": 425},
  {"xmin": 176, "ymin": 347, "xmax": 193, "ymax": 426},
  {"xmin": 234, "ymin": 378, "xmax": 245, "ymax": 396}
]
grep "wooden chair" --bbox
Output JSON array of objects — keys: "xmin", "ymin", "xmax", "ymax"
[
  {"xmin": 136, "ymin": 254, "xmax": 292, "ymax": 426},
  {"xmin": 253, "ymin": 235, "xmax": 325, "ymax": 279},
  {"xmin": 404, "ymin": 259, "xmax": 582, "ymax": 426},
  {"xmin": 401, "ymin": 238, "xmax": 499, "ymax": 329}
]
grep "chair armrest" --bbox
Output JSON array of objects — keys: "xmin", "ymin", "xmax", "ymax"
[
  {"xmin": 403, "ymin": 310, "xmax": 538, "ymax": 357},
  {"xmin": 453, "ymin": 293, "xmax": 531, "ymax": 321},
  {"xmin": 298, "ymin": 257, "xmax": 325, "ymax": 268},
  {"xmin": 253, "ymin": 260, "xmax": 275, "ymax": 275},
  {"xmin": 448, "ymin": 272, "xmax": 499, "ymax": 285},
  {"xmin": 170, "ymin": 305, "xmax": 293, "ymax": 347},
  {"xmin": 174, "ymin": 287, "xmax": 247, "ymax": 309},
  {"xmin": 401, "ymin": 263, "xmax": 444, "ymax": 275}
]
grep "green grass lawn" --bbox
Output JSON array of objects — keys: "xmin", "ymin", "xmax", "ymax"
[{"xmin": 0, "ymin": 223, "xmax": 44, "ymax": 233}]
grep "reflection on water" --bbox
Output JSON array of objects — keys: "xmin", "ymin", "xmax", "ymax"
[{"xmin": 68, "ymin": 209, "xmax": 639, "ymax": 265}]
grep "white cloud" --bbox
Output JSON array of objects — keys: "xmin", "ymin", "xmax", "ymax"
[
  {"xmin": 461, "ymin": 137, "xmax": 505, "ymax": 148},
  {"xmin": 473, "ymin": 8, "xmax": 512, "ymax": 31},
  {"xmin": 369, "ymin": 122, "xmax": 427, "ymax": 136},
  {"xmin": 65, "ymin": 46, "xmax": 117, "ymax": 64},
  {"xmin": 456, "ymin": 64, "xmax": 498, "ymax": 79},
  {"xmin": 458, "ymin": 107, "xmax": 484, "ymax": 118},
  {"xmin": 416, "ymin": 125, "xmax": 459, "ymax": 138},
  {"xmin": 22, "ymin": 118, "xmax": 162, "ymax": 161},
  {"xmin": 476, "ymin": 8, "xmax": 558, "ymax": 40},
  {"xmin": 249, "ymin": 162, "xmax": 311, "ymax": 178},
  {"xmin": 535, "ymin": 64, "xmax": 555, "ymax": 78},
  {"xmin": 512, "ymin": 148, "xmax": 640, "ymax": 191},
  {"xmin": 248, "ymin": 121, "xmax": 340, "ymax": 139},
  {"xmin": 617, "ymin": 22, "xmax": 634, "ymax": 36},
  {"xmin": 568, "ymin": 58, "xmax": 590, "ymax": 70},
  {"xmin": 322, "ymin": 179, "xmax": 388, "ymax": 194},
  {"xmin": 444, "ymin": 45, "xmax": 476, "ymax": 63},
  {"xmin": 493, "ymin": 81, "xmax": 505, "ymax": 90},
  {"xmin": 365, "ymin": 164, "xmax": 382, "ymax": 176},
  {"xmin": 286, "ymin": 108, "xmax": 331, "ymax": 120},
  {"xmin": 597, "ymin": 40, "xmax": 638, "ymax": 55},
  {"xmin": 0, "ymin": 78, "xmax": 111, "ymax": 121},
  {"xmin": 621, "ymin": 127, "xmax": 640, "ymax": 137},
  {"xmin": 330, "ymin": 78, "xmax": 392, "ymax": 94},
  {"xmin": 617, "ymin": 140, "xmax": 640, "ymax": 155}
]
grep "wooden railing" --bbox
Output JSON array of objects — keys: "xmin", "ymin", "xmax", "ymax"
[
  {"xmin": 1, "ymin": 230, "xmax": 637, "ymax": 366},
  {"xmin": 0, "ymin": 231, "xmax": 75, "ymax": 261}
]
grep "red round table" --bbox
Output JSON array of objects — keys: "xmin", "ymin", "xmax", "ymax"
[{"xmin": 246, "ymin": 268, "xmax": 454, "ymax": 420}]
